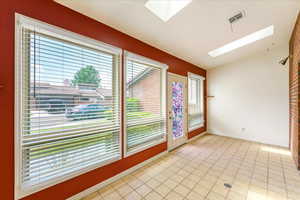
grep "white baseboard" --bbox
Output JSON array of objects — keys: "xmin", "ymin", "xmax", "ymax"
[
  {"xmin": 68, "ymin": 131, "xmax": 207, "ymax": 200},
  {"xmin": 188, "ymin": 131, "xmax": 207, "ymax": 142},
  {"xmin": 67, "ymin": 151, "xmax": 167, "ymax": 200}
]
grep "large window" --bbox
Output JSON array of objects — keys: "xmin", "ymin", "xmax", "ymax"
[
  {"xmin": 188, "ymin": 73, "xmax": 205, "ymax": 130},
  {"xmin": 15, "ymin": 15, "xmax": 121, "ymax": 196},
  {"xmin": 124, "ymin": 52, "xmax": 167, "ymax": 155}
]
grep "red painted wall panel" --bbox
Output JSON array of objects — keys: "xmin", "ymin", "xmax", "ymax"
[
  {"xmin": 1, "ymin": 0, "xmax": 206, "ymax": 199},
  {"xmin": 21, "ymin": 142, "xmax": 167, "ymax": 200}
]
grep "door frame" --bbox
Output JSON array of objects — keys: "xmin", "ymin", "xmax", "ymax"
[{"xmin": 167, "ymin": 72, "xmax": 188, "ymax": 151}]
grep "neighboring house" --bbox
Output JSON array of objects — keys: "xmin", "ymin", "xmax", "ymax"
[
  {"xmin": 31, "ymin": 82, "xmax": 112, "ymax": 111},
  {"xmin": 127, "ymin": 68, "xmax": 161, "ymax": 114}
]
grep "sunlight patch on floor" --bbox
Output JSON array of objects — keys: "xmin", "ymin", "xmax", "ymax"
[{"xmin": 261, "ymin": 146, "xmax": 291, "ymax": 156}]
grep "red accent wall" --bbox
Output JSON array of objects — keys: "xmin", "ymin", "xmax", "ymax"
[{"xmin": 1, "ymin": 0, "xmax": 206, "ymax": 199}]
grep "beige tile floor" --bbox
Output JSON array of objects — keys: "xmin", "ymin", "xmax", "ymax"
[{"xmin": 81, "ymin": 134, "xmax": 300, "ymax": 200}]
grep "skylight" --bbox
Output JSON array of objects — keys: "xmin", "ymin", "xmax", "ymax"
[
  {"xmin": 208, "ymin": 25, "xmax": 274, "ymax": 57},
  {"xmin": 145, "ymin": 0, "xmax": 192, "ymax": 22}
]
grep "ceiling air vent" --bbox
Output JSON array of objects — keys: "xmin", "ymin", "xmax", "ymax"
[{"xmin": 228, "ymin": 11, "xmax": 245, "ymax": 24}]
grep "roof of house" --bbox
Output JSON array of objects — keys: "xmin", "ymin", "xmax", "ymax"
[
  {"xmin": 32, "ymin": 83, "xmax": 112, "ymax": 97},
  {"xmin": 127, "ymin": 68, "xmax": 153, "ymax": 88}
]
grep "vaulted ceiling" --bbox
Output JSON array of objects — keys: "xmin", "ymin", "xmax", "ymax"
[{"xmin": 56, "ymin": 0, "xmax": 300, "ymax": 69}]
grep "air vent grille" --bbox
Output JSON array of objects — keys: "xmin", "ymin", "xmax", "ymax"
[{"xmin": 229, "ymin": 12, "xmax": 244, "ymax": 24}]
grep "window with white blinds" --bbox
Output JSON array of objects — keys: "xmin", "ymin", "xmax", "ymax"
[
  {"xmin": 188, "ymin": 73, "xmax": 205, "ymax": 130},
  {"xmin": 15, "ymin": 15, "xmax": 121, "ymax": 194},
  {"xmin": 124, "ymin": 52, "xmax": 167, "ymax": 155}
]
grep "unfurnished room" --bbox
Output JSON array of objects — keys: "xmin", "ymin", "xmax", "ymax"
[{"xmin": 1, "ymin": 0, "xmax": 300, "ymax": 200}]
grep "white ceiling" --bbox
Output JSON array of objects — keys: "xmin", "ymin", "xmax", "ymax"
[{"xmin": 55, "ymin": 0, "xmax": 300, "ymax": 69}]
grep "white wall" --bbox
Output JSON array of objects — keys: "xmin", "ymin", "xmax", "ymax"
[{"xmin": 207, "ymin": 45, "xmax": 289, "ymax": 147}]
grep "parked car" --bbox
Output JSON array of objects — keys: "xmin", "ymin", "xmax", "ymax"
[{"xmin": 65, "ymin": 104, "xmax": 110, "ymax": 120}]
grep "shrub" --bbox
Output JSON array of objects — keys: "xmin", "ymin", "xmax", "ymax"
[
  {"xmin": 126, "ymin": 98, "xmax": 141, "ymax": 112},
  {"xmin": 127, "ymin": 112, "xmax": 152, "ymax": 119}
]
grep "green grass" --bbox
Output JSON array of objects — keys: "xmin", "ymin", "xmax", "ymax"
[{"xmin": 27, "ymin": 112, "xmax": 161, "ymax": 160}]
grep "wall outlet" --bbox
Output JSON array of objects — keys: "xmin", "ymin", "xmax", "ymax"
[{"xmin": 241, "ymin": 128, "xmax": 246, "ymax": 132}]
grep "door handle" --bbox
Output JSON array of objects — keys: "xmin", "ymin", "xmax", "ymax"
[{"xmin": 168, "ymin": 111, "xmax": 172, "ymax": 120}]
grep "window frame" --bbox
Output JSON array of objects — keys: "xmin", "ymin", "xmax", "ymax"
[
  {"xmin": 187, "ymin": 72, "xmax": 205, "ymax": 131},
  {"xmin": 14, "ymin": 13, "xmax": 123, "ymax": 199},
  {"xmin": 123, "ymin": 51, "xmax": 168, "ymax": 157}
]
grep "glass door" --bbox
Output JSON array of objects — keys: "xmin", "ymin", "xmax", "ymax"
[{"xmin": 167, "ymin": 73, "xmax": 187, "ymax": 150}]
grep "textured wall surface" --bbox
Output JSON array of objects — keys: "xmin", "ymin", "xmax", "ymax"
[{"xmin": 289, "ymin": 12, "xmax": 300, "ymax": 170}]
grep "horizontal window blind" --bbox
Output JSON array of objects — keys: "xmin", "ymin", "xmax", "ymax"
[
  {"xmin": 125, "ymin": 57, "xmax": 166, "ymax": 153},
  {"xmin": 188, "ymin": 74, "xmax": 204, "ymax": 129},
  {"xmin": 18, "ymin": 25, "xmax": 121, "ymax": 188}
]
